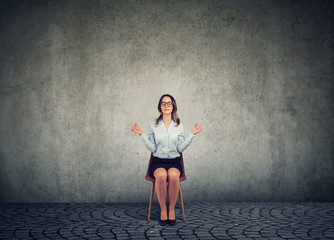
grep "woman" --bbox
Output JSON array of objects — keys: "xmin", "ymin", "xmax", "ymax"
[{"xmin": 131, "ymin": 94, "xmax": 203, "ymax": 226}]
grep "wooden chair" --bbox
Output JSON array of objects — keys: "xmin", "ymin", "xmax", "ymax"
[{"xmin": 145, "ymin": 153, "xmax": 186, "ymax": 222}]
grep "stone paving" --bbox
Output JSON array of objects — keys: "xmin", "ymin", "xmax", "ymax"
[{"xmin": 0, "ymin": 202, "xmax": 333, "ymax": 239}]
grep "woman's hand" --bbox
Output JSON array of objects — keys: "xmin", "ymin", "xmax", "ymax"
[
  {"xmin": 192, "ymin": 123, "xmax": 203, "ymax": 135},
  {"xmin": 131, "ymin": 123, "xmax": 143, "ymax": 136}
]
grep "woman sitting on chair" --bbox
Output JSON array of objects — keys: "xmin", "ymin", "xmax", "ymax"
[{"xmin": 131, "ymin": 94, "xmax": 203, "ymax": 226}]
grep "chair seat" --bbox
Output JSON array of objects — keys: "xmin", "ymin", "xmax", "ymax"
[{"xmin": 145, "ymin": 153, "xmax": 186, "ymax": 181}]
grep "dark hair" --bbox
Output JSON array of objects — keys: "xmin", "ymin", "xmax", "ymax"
[{"xmin": 155, "ymin": 94, "xmax": 180, "ymax": 126}]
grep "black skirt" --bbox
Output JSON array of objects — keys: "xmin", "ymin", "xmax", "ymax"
[{"xmin": 149, "ymin": 156, "xmax": 182, "ymax": 177}]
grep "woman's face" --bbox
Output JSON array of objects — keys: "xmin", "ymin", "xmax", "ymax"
[{"xmin": 160, "ymin": 96, "xmax": 173, "ymax": 116}]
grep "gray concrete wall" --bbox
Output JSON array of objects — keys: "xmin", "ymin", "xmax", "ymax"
[{"xmin": 0, "ymin": 0, "xmax": 333, "ymax": 203}]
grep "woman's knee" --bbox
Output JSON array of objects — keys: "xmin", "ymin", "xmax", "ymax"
[
  {"xmin": 167, "ymin": 168, "xmax": 180, "ymax": 183},
  {"xmin": 154, "ymin": 168, "xmax": 167, "ymax": 182}
]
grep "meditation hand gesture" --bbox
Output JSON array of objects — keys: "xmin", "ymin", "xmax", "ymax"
[
  {"xmin": 191, "ymin": 123, "xmax": 203, "ymax": 135},
  {"xmin": 130, "ymin": 123, "xmax": 143, "ymax": 136}
]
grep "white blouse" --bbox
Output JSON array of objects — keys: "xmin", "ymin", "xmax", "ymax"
[{"xmin": 140, "ymin": 119, "xmax": 195, "ymax": 159}]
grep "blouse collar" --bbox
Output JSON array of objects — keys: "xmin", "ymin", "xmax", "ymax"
[{"xmin": 159, "ymin": 118, "xmax": 175, "ymax": 131}]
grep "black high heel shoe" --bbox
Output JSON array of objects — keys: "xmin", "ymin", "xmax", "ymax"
[
  {"xmin": 159, "ymin": 219, "xmax": 168, "ymax": 226},
  {"xmin": 168, "ymin": 219, "xmax": 176, "ymax": 226}
]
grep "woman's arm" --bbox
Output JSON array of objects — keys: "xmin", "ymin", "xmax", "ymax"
[
  {"xmin": 177, "ymin": 123, "xmax": 203, "ymax": 153},
  {"xmin": 177, "ymin": 124, "xmax": 195, "ymax": 153},
  {"xmin": 140, "ymin": 124, "xmax": 156, "ymax": 152}
]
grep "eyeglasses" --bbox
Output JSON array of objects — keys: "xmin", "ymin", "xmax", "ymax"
[{"xmin": 161, "ymin": 102, "xmax": 173, "ymax": 107}]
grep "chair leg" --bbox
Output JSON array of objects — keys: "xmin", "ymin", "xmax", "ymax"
[
  {"xmin": 148, "ymin": 182, "xmax": 155, "ymax": 222},
  {"xmin": 178, "ymin": 183, "xmax": 185, "ymax": 222}
]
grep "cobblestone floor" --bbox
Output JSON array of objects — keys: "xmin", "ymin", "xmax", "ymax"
[{"xmin": 0, "ymin": 202, "xmax": 333, "ymax": 239}]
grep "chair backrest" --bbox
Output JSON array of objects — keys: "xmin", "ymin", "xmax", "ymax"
[{"xmin": 145, "ymin": 153, "xmax": 186, "ymax": 182}]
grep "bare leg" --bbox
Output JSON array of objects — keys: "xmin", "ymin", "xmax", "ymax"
[
  {"xmin": 153, "ymin": 168, "xmax": 168, "ymax": 220},
  {"xmin": 167, "ymin": 168, "xmax": 180, "ymax": 220}
]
